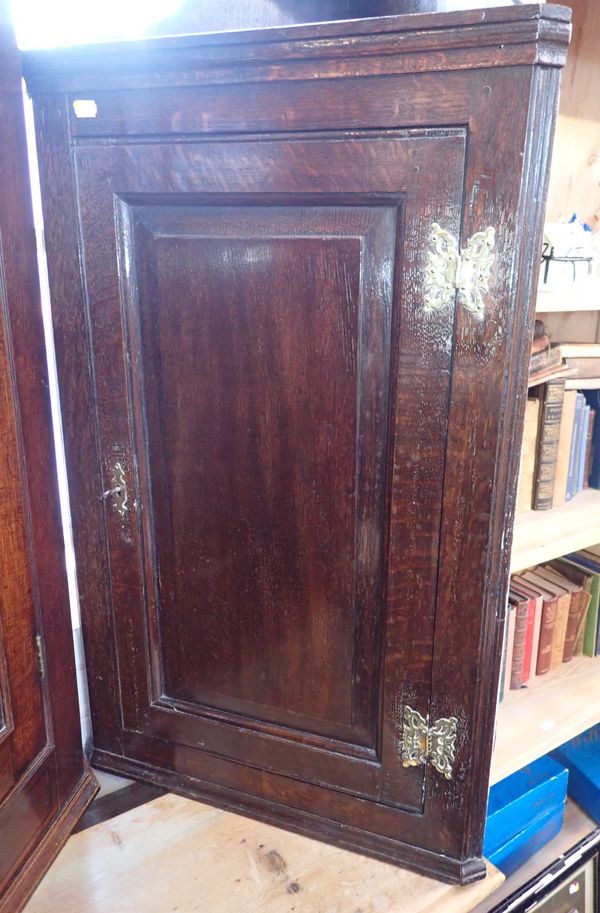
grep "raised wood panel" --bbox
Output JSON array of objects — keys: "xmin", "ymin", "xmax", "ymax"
[{"xmin": 124, "ymin": 203, "xmax": 393, "ymax": 745}]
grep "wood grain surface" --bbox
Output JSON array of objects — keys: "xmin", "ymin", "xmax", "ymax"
[
  {"xmin": 0, "ymin": 2, "xmax": 95, "ymax": 909},
  {"xmin": 25, "ymin": 794, "xmax": 504, "ymax": 913}
]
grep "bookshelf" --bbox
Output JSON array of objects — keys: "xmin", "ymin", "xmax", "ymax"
[
  {"xmin": 491, "ymin": 654, "xmax": 600, "ymax": 785},
  {"xmin": 566, "ymin": 377, "xmax": 600, "ymax": 389},
  {"xmin": 510, "ymin": 488, "xmax": 600, "ymax": 572},
  {"xmin": 536, "ymin": 277, "xmax": 600, "ymax": 313}
]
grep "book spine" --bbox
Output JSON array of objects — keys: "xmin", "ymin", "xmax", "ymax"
[
  {"xmin": 533, "ymin": 380, "xmax": 566, "ymax": 510},
  {"xmin": 585, "ymin": 390, "xmax": 600, "ymax": 489},
  {"xmin": 521, "ymin": 598, "xmax": 536, "ymax": 684},
  {"xmin": 530, "ymin": 598, "xmax": 543, "ymax": 676},
  {"xmin": 529, "ymin": 348, "xmax": 549, "ymax": 374},
  {"xmin": 562, "ymin": 592, "xmax": 584, "ymax": 663},
  {"xmin": 510, "ymin": 603, "xmax": 529, "ymax": 689},
  {"xmin": 584, "ymin": 409, "xmax": 596, "ymax": 489},
  {"xmin": 553, "ymin": 390, "xmax": 577, "ymax": 507},
  {"xmin": 536, "ymin": 601, "xmax": 557, "ymax": 675},
  {"xmin": 498, "ymin": 604, "xmax": 509, "ymax": 704},
  {"xmin": 566, "ymin": 394, "xmax": 584, "ymax": 501},
  {"xmin": 550, "ymin": 595, "xmax": 571, "ymax": 669},
  {"xmin": 504, "ymin": 606, "xmax": 516, "ymax": 694},
  {"xmin": 574, "ymin": 591, "xmax": 592, "ymax": 657},
  {"xmin": 584, "ymin": 581, "xmax": 600, "ymax": 657},
  {"xmin": 546, "ymin": 347, "xmax": 563, "ymax": 369},
  {"xmin": 577, "ymin": 405, "xmax": 591, "ymax": 492},
  {"xmin": 575, "ymin": 622, "xmax": 586, "ymax": 656}
]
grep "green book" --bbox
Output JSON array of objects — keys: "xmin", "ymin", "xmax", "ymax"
[{"xmin": 555, "ymin": 556, "xmax": 600, "ymax": 656}]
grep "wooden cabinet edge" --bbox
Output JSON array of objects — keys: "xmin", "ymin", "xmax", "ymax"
[
  {"xmin": 0, "ymin": 770, "xmax": 98, "ymax": 913},
  {"xmin": 91, "ymin": 749, "xmax": 486, "ymax": 885}
]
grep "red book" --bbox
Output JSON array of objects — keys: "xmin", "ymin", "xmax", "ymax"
[{"xmin": 509, "ymin": 588, "xmax": 535, "ymax": 684}]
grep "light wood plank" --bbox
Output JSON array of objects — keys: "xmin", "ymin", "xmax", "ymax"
[
  {"xmin": 511, "ymin": 488, "xmax": 600, "ymax": 573},
  {"xmin": 24, "ymin": 794, "xmax": 504, "ymax": 913},
  {"xmin": 565, "ymin": 377, "xmax": 600, "ymax": 389},
  {"xmin": 491, "ymin": 655, "xmax": 600, "ymax": 785}
]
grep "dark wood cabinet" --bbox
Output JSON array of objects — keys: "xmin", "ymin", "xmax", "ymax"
[
  {"xmin": 0, "ymin": 4, "xmax": 96, "ymax": 911},
  {"xmin": 22, "ymin": 1, "xmax": 570, "ymax": 886}
]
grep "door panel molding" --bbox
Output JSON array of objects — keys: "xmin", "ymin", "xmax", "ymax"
[{"xmin": 67, "ymin": 127, "xmax": 465, "ymax": 816}]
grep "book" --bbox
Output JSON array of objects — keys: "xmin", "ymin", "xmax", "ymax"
[
  {"xmin": 577, "ymin": 405, "xmax": 591, "ymax": 492},
  {"xmin": 566, "ymin": 393, "xmax": 585, "ymax": 500},
  {"xmin": 503, "ymin": 604, "xmax": 517, "ymax": 696},
  {"xmin": 575, "ymin": 590, "xmax": 592, "ymax": 655},
  {"xmin": 584, "ymin": 409, "xmax": 596, "ymax": 488},
  {"xmin": 508, "ymin": 592, "xmax": 531, "ymax": 688},
  {"xmin": 563, "ymin": 357, "xmax": 600, "ymax": 379},
  {"xmin": 498, "ymin": 601, "xmax": 510, "ymax": 704},
  {"xmin": 552, "ymin": 389, "xmax": 577, "ymax": 506},
  {"xmin": 555, "ymin": 557, "xmax": 596, "ymax": 656},
  {"xmin": 562, "ymin": 553, "xmax": 600, "ymax": 656},
  {"xmin": 532, "ymin": 379, "xmax": 566, "ymax": 510},
  {"xmin": 521, "ymin": 570, "xmax": 571, "ymax": 669},
  {"xmin": 529, "ymin": 348, "xmax": 549, "ymax": 375},
  {"xmin": 516, "ymin": 398, "xmax": 541, "ymax": 513},
  {"xmin": 530, "ymin": 345, "xmax": 562, "ymax": 375},
  {"xmin": 512, "ymin": 575, "xmax": 557, "ymax": 675},
  {"xmin": 585, "ymin": 390, "xmax": 600, "ymax": 489},
  {"xmin": 537, "ymin": 565, "xmax": 586, "ymax": 663},
  {"xmin": 528, "ymin": 364, "xmax": 572, "ymax": 388},
  {"xmin": 510, "ymin": 578, "xmax": 543, "ymax": 680},
  {"xmin": 549, "ymin": 559, "xmax": 593, "ymax": 657}
]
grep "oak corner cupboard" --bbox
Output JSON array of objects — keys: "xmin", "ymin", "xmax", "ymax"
[{"xmin": 17, "ymin": 0, "xmax": 570, "ymax": 889}]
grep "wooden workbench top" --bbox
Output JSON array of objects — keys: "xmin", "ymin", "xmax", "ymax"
[{"xmin": 24, "ymin": 793, "xmax": 504, "ymax": 913}]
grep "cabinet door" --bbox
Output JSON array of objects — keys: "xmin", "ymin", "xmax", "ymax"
[
  {"xmin": 0, "ymin": 4, "xmax": 95, "ymax": 911},
  {"xmin": 66, "ymin": 127, "xmax": 474, "ymax": 876}
]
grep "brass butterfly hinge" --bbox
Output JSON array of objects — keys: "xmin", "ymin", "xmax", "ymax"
[
  {"xmin": 401, "ymin": 706, "xmax": 458, "ymax": 780},
  {"xmin": 101, "ymin": 461, "xmax": 130, "ymax": 518},
  {"xmin": 424, "ymin": 222, "xmax": 495, "ymax": 315}
]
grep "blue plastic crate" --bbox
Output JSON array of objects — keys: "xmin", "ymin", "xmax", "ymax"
[
  {"xmin": 484, "ymin": 755, "xmax": 568, "ymax": 857},
  {"xmin": 488, "ymin": 802, "xmax": 565, "ymax": 876},
  {"xmin": 550, "ymin": 724, "xmax": 600, "ymax": 822}
]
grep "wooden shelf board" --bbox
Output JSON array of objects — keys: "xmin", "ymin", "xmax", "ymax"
[
  {"xmin": 472, "ymin": 800, "xmax": 598, "ymax": 913},
  {"xmin": 491, "ymin": 655, "xmax": 600, "ymax": 786},
  {"xmin": 565, "ymin": 377, "xmax": 600, "ymax": 389},
  {"xmin": 510, "ymin": 487, "xmax": 600, "ymax": 573},
  {"xmin": 24, "ymin": 793, "xmax": 504, "ymax": 913},
  {"xmin": 537, "ymin": 279, "xmax": 600, "ymax": 313}
]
